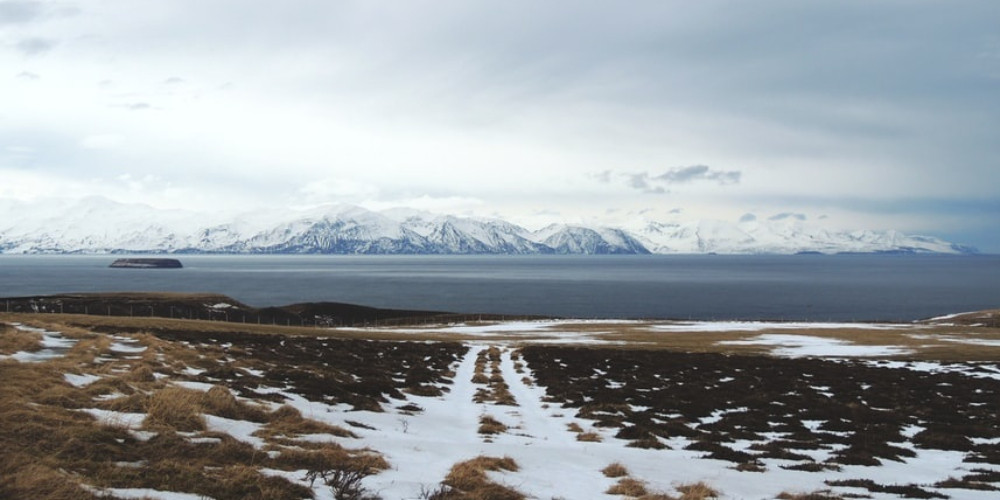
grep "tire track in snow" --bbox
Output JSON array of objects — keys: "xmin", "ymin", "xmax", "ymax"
[
  {"xmin": 497, "ymin": 347, "xmax": 579, "ymax": 446},
  {"xmin": 345, "ymin": 344, "xmax": 489, "ymax": 498}
]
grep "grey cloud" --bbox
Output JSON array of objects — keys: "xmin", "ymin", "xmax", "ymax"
[
  {"xmin": 739, "ymin": 213, "xmax": 757, "ymax": 223},
  {"xmin": 0, "ymin": 1, "xmax": 43, "ymax": 25},
  {"xmin": 626, "ymin": 173, "xmax": 666, "ymax": 194},
  {"xmin": 627, "ymin": 173, "xmax": 649, "ymax": 190},
  {"xmin": 768, "ymin": 212, "xmax": 807, "ymax": 222},
  {"xmin": 617, "ymin": 165, "xmax": 741, "ymax": 194},
  {"xmin": 533, "ymin": 209, "xmax": 560, "ymax": 216},
  {"xmin": 653, "ymin": 165, "xmax": 741, "ymax": 185},
  {"xmin": 16, "ymin": 71, "xmax": 39, "ymax": 79},
  {"xmin": 592, "ymin": 170, "xmax": 612, "ymax": 184},
  {"xmin": 16, "ymin": 37, "xmax": 55, "ymax": 56},
  {"xmin": 669, "ymin": 208, "xmax": 683, "ymax": 214}
]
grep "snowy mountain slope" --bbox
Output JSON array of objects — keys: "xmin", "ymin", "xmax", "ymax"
[
  {"xmin": 536, "ymin": 224, "xmax": 651, "ymax": 254},
  {"xmin": 636, "ymin": 217, "xmax": 974, "ymax": 255},
  {"xmin": 0, "ymin": 197, "xmax": 975, "ymax": 255}
]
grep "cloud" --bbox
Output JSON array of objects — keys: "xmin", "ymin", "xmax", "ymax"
[
  {"xmin": 768, "ymin": 212, "xmax": 807, "ymax": 222},
  {"xmin": 15, "ymin": 37, "xmax": 55, "ymax": 56},
  {"xmin": 626, "ymin": 173, "xmax": 666, "ymax": 194},
  {"xmin": 298, "ymin": 178, "xmax": 379, "ymax": 203},
  {"xmin": 612, "ymin": 165, "xmax": 741, "ymax": 194},
  {"xmin": 80, "ymin": 134, "xmax": 125, "ymax": 150},
  {"xmin": 163, "ymin": 77, "xmax": 185, "ymax": 85},
  {"xmin": 125, "ymin": 102, "xmax": 151, "ymax": 110},
  {"xmin": 739, "ymin": 213, "xmax": 757, "ymax": 223},
  {"xmin": 592, "ymin": 171, "xmax": 612, "ymax": 184},
  {"xmin": 0, "ymin": 1, "xmax": 43, "ymax": 25},
  {"xmin": 16, "ymin": 71, "xmax": 39, "ymax": 80},
  {"xmin": 653, "ymin": 165, "xmax": 741, "ymax": 185}
]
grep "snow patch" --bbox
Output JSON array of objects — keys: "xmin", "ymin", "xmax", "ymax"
[
  {"xmin": 718, "ymin": 334, "xmax": 912, "ymax": 357},
  {"xmin": 64, "ymin": 373, "xmax": 101, "ymax": 387}
]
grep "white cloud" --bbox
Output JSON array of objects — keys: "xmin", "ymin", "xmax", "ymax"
[{"xmin": 79, "ymin": 134, "xmax": 124, "ymax": 150}]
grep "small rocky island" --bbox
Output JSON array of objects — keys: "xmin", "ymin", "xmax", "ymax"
[{"xmin": 109, "ymin": 258, "xmax": 183, "ymax": 269}]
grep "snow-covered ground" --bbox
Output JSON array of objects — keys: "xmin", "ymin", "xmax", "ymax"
[{"xmin": 718, "ymin": 334, "xmax": 914, "ymax": 357}]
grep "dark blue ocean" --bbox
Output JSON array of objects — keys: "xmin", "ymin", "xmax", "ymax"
[{"xmin": 0, "ymin": 254, "xmax": 997, "ymax": 321}]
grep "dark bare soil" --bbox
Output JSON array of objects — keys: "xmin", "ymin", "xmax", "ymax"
[{"xmin": 521, "ymin": 346, "xmax": 1000, "ymax": 479}]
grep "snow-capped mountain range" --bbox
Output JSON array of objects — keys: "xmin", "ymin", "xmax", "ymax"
[{"xmin": 0, "ymin": 197, "xmax": 976, "ymax": 255}]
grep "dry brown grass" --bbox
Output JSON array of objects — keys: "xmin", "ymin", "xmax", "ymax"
[
  {"xmin": 607, "ymin": 477, "xmax": 648, "ymax": 497},
  {"xmin": 0, "ymin": 462, "xmax": 96, "ymax": 499},
  {"xmin": 602, "ymin": 462, "xmax": 629, "ymax": 478},
  {"xmin": 144, "ymin": 386, "xmax": 206, "ymax": 431},
  {"xmin": 125, "ymin": 363, "xmax": 157, "ymax": 382},
  {"xmin": 443, "ymin": 456, "xmax": 523, "ymax": 499},
  {"xmin": 478, "ymin": 415, "xmax": 507, "ymax": 435},
  {"xmin": 577, "ymin": 431, "xmax": 603, "ymax": 442},
  {"xmin": 676, "ymin": 482, "xmax": 720, "ymax": 500},
  {"xmin": 202, "ymin": 385, "xmax": 269, "ymax": 422},
  {"xmin": 566, "ymin": 422, "xmax": 583, "ymax": 433},
  {"xmin": 0, "ymin": 315, "xmax": 377, "ymax": 499},
  {"xmin": 0, "ymin": 323, "xmax": 43, "ymax": 353},
  {"xmin": 258, "ymin": 404, "xmax": 356, "ymax": 439}
]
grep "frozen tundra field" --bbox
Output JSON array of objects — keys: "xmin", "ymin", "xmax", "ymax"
[{"xmin": 1, "ymin": 310, "xmax": 999, "ymax": 500}]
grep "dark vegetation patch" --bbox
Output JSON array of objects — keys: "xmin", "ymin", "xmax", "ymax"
[
  {"xmin": 520, "ymin": 346, "xmax": 1000, "ymax": 470},
  {"xmin": 825, "ymin": 480, "xmax": 948, "ymax": 499},
  {"xmin": 152, "ymin": 329, "xmax": 467, "ymax": 411},
  {"xmin": 1, "ymin": 292, "xmax": 550, "ymax": 327}
]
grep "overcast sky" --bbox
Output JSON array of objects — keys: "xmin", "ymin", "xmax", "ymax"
[{"xmin": 2, "ymin": 0, "xmax": 998, "ymax": 250}]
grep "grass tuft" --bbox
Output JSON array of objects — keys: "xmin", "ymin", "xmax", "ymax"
[
  {"xmin": 607, "ymin": 477, "xmax": 648, "ymax": 496},
  {"xmin": 0, "ymin": 323, "xmax": 43, "ymax": 353},
  {"xmin": 676, "ymin": 482, "xmax": 720, "ymax": 500},
  {"xmin": 478, "ymin": 415, "xmax": 508, "ymax": 435},
  {"xmin": 602, "ymin": 462, "xmax": 629, "ymax": 478},
  {"xmin": 144, "ymin": 386, "xmax": 205, "ymax": 432},
  {"xmin": 259, "ymin": 404, "xmax": 356, "ymax": 439},
  {"xmin": 442, "ymin": 456, "xmax": 523, "ymax": 499}
]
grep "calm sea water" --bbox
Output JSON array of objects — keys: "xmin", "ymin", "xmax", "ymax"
[{"xmin": 0, "ymin": 254, "xmax": 997, "ymax": 321}]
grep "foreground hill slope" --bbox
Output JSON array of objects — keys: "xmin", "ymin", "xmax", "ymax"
[{"xmin": 1, "ymin": 309, "xmax": 997, "ymax": 499}]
